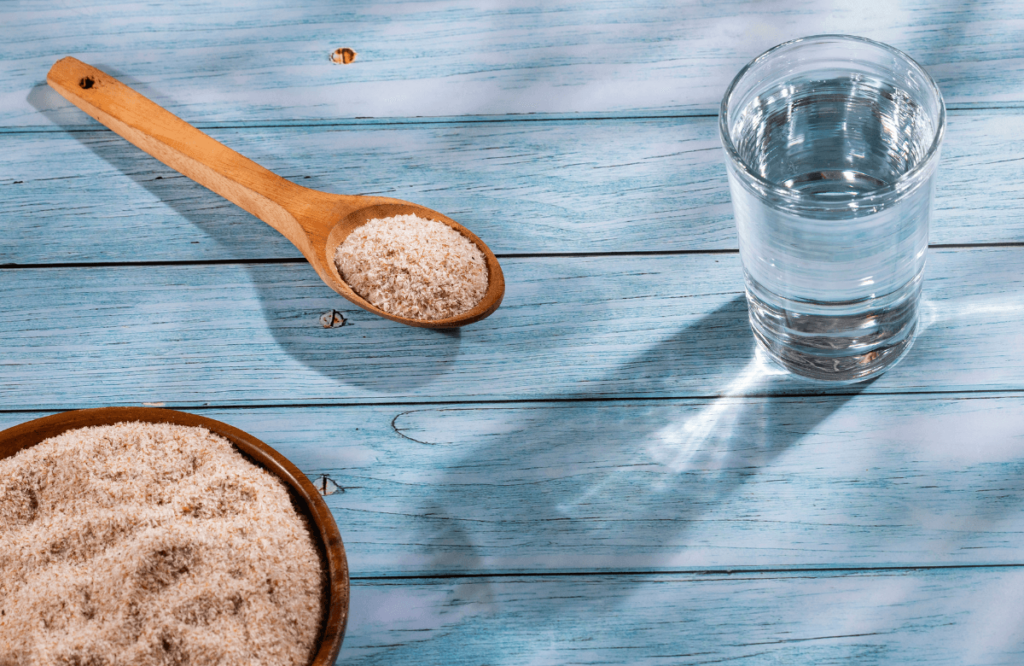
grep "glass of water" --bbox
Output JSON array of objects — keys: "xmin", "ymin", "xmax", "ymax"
[{"xmin": 719, "ymin": 35, "xmax": 945, "ymax": 382}]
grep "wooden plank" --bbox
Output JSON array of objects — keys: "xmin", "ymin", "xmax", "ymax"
[
  {"xmin": 2, "ymin": 247, "xmax": 1024, "ymax": 407},
  {"xmin": 317, "ymin": 569, "xmax": 1024, "ymax": 663},
  {"xmin": 6, "ymin": 392, "xmax": 1024, "ymax": 575},
  {"xmin": 7, "ymin": 400, "xmax": 1022, "ymax": 666},
  {"xmin": 4, "ymin": 110, "xmax": 1024, "ymax": 263},
  {"xmin": 5, "ymin": 0, "xmax": 1024, "ymax": 127},
  {"xmin": 0, "ymin": 117, "xmax": 728, "ymax": 262}
]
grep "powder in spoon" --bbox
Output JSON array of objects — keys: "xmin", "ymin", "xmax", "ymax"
[
  {"xmin": 0, "ymin": 422, "xmax": 326, "ymax": 666},
  {"xmin": 334, "ymin": 214, "xmax": 488, "ymax": 321}
]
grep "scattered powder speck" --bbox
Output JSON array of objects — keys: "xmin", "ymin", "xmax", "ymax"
[
  {"xmin": 335, "ymin": 214, "xmax": 488, "ymax": 321},
  {"xmin": 0, "ymin": 422, "xmax": 326, "ymax": 666}
]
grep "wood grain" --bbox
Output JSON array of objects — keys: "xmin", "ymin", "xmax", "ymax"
[
  {"xmin": 6, "ymin": 393, "xmax": 1024, "ymax": 576},
  {"xmin": 4, "ymin": 110, "xmax": 1022, "ymax": 264},
  {"xmin": 6, "ymin": 0, "xmax": 1024, "ymax": 661},
  {"xmin": 5, "ymin": 0, "xmax": 1024, "ymax": 127},
  {"xmin": 0, "ymin": 117, "xmax": 729, "ymax": 262},
  {"xmin": 27, "ymin": 391, "xmax": 1024, "ymax": 575},
  {"xmin": 1, "ymin": 248, "xmax": 1024, "ymax": 408},
  {"xmin": 335, "ymin": 569, "xmax": 1024, "ymax": 665}
]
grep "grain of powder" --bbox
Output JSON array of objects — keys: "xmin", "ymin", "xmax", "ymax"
[
  {"xmin": 0, "ymin": 422, "xmax": 326, "ymax": 666},
  {"xmin": 335, "ymin": 214, "xmax": 488, "ymax": 320}
]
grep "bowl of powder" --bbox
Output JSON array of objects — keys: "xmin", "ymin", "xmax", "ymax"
[{"xmin": 0, "ymin": 407, "xmax": 348, "ymax": 666}]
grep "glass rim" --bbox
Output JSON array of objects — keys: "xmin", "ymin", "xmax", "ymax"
[{"xmin": 718, "ymin": 34, "xmax": 946, "ymax": 206}]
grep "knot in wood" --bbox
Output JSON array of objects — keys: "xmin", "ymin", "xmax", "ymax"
[
  {"xmin": 330, "ymin": 48, "xmax": 357, "ymax": 65},
  {"xmin": 320, "ymin": 310, "xmax": 345, "ymax": 328}
]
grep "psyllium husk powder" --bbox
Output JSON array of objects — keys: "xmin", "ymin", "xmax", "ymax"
[
  {"xmin": 0, "ymin": 422, "xmax": 326, "ymax": 666},
  {"xmin": 335, "ymin": 214, "xmax": 488, "ymax": 321}
]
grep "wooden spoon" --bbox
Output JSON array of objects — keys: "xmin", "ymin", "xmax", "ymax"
[{"xmin": 47, "ymin": 57, "xmax": 505, "ymax": 328}]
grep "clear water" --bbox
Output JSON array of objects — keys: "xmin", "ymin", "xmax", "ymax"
[
  {"xmin": 732, "ymin": 75, "xmax": 934, "ymax": 198},
  {"xmin": 727, "ymin": 75, "xmax": 938, "ymax": 381}
]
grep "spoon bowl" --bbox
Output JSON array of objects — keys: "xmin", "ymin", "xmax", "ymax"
[
  {"xmin": 47, "ymin": 57, "xmax": 504, "ymax": 328},
  {"xmin": 322, "ymin": 202, "xmax": 504, "ymax": 327}
]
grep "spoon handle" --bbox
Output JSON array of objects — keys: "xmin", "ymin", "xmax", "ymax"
[{"xmin": 46, "ymin": 57, "xmax": 316, "ymax": 257}]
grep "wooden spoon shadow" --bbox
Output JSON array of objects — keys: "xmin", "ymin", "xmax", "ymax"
[{"xmin": 26, "ymin": 84, "xmax": 465, "ymax": 393}]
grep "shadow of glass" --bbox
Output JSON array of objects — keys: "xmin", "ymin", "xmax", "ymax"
[
  {"xmin": 26, "ymin": 84, "xmax": 464, "ymax": 392},
  {"xmin": 400, "ymin": 296, "xmax": 871, "ymax": 571},
  {"xmin": 371, "ymin": 296, "xmax": 872, "ymax": 662}
]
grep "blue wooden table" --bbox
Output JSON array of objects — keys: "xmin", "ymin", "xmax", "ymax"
[{"xmin": 4, "ymin": 1, "xmax": 1024, "ymax": 663}]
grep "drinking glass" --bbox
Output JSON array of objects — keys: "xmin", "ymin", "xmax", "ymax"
[{"xmin": 719, "ymin": 35, "xmax": 945, "ymax": 382}]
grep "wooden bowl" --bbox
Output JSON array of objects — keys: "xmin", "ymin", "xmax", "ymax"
[{"xmin": 0, "ymin": 407, "xmax": 349, "ymax": 666}]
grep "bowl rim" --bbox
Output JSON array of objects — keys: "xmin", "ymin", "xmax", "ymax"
[{"xmin": 0, "ymin": 406, "xmax": 349, "ymax": 666}]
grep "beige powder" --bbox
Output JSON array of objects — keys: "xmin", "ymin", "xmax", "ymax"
[
  {"xmin": 0, "ymin": 422, "xmax": 326, "ymax": 666},
  {"xmin": 335, "ymin": 214, "xmax": 488, "ymax": 321}
]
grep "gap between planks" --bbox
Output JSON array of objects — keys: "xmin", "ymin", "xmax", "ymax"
[
  {"xmin": 0, "ymin": 104, "xmax": 1016, "ymax": 135},
  {"xmin": 2, "ymin": 387, "xmax": 1024, "ymax": 415},
  {"xmin": 349, "ymin": 562, "xmax": 1024, "ymax": 582},
  {"xmin": 7, "ymin": 244, "xmax": 1024, "ymax": 270}
]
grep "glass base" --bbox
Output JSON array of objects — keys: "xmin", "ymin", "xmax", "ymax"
[{"xmin": 745, "ymin": 279, "xmax": 920, "ymax": 383}]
